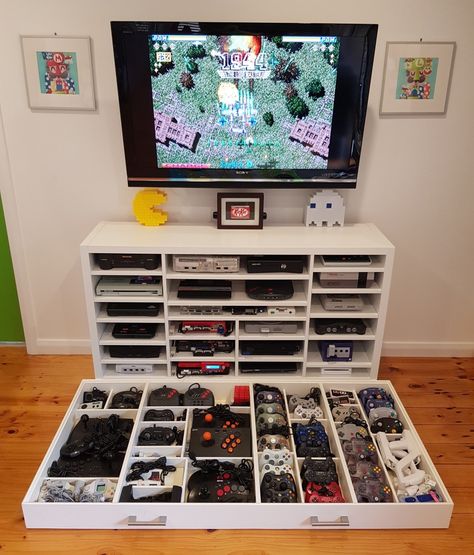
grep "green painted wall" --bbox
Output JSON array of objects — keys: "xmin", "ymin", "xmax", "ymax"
[{"xmin": 0, "ymin": 196, "xmax": 24, "ymax": 341}]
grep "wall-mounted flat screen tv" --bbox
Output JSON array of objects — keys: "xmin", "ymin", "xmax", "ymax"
[{"xmin": 111, "ymin": 21, "xmax": 377, "ymax": 188}]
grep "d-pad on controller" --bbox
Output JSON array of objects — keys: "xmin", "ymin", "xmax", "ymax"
[{"xmin": 259, "ymin": 448, "xmax": 292, "ymax": 469}]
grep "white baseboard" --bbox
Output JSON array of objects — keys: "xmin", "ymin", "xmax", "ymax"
[
  {"xmin": 28, "ymin": 339, "xmax": 92, "ymax": 355},
  {"xmin": 382, "ymin": 341, "xmax": 474, "ymax": 357}
]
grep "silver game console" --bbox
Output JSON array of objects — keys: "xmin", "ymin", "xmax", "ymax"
[
  {"xmin": 173, "ymin": 255, "xmax": 240, "ymax": 273},
  {"xmin": 95, "ymin": 276, "xmax": 163, "ymax": 296},
  {"xmin": 244, "ymin": 321, "xmax": 298, "ymax": 334},
  {"xmin": 320, "ymin": 294, "xmax": 363, "ymax": 311},
  {"xmin": 267, "ymin": 306, "xmax": 296, "ymax": 316}
]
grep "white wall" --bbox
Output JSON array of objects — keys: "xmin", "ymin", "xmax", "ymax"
[{"xmin": 0, "ymin": 0, "xmax": 473, "ymax": 355}]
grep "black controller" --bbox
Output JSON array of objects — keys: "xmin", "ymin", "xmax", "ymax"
[{"xmin": 260, "ymin": 472, "xmax": 297, "ymax": 503}]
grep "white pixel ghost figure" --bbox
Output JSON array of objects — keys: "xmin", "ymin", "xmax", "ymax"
[{"xmin": 304, "ymin": 191, "xmax": 345, "ymax": 227}]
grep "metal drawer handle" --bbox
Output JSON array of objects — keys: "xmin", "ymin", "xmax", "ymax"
[
  {"xmin": 311, "ymin": 516, "xmax": 350, "ymax": 527},
  {"xmin": 127, "ymin": 515, "xmax": 167, "ymax": 527}
]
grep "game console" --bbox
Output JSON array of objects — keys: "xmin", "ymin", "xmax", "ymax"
[
  {"xmin": 319, "ymin": 341, "xmax": 353, "ymax": 362},
  {"xmin": 177, "ymin": 280, "xmax": 232, "ymax": 300},
  {"xmin": 246, "ymin": 256, "xmax": 305, "ymax": 274},
  {"xmin": 106, "ymin": 302, "xmax": 160, "ymax": 317},
  {"xmin": 240, "ymin": 341, "xmax": 301, "ymax": 356},
  {"xmin": 112, "ymin": 323, "xmax": 157, "ymax": 339},
  {"xmin": 172, "ymin": 340, "xmax": 233, "ymax": 356},
  {"xmin": 109, "ymin": 345, "xmax": 162, "ymax": 359},
  {"xmin": 267, "ymin": 306, "xmax": 296, "ymax": 316},
  {"xmin": 320, "ymin": 254, "xmax": 372, "ymax": 266},
  {"xmin": 95, "ymin": 253, "xmax": 160, "ymax": 270},
  {"xmin": 176, "ymin": 362, "xmax": 231, "ymax": 378},
  {"xmin": 227, "ymin": 306, "xmax": 267, "ymax": 315},
  {"xmin": 319, "ymin": 272, "xmax": 375, "ymax": 288},
  {"xmin": 320, "ymin": 294, "xmax": 363, "ymax": 311},
  {"xmin": 173, "ymin": 255, "xmax": 240, "ymax": 273},
  {"xmin": 180, "ymin": 305, "xmax": 224, "ymax": 315},
  {"xmin": 239, "ymin": 362, "xmax": 298, "ymax": 374},
  {"xmin": 178, "ymin": 321, "xmax": 232, "ymax": 336},
  {"xmin": 244, "ymin": 321, "xmax": 298, "ymax": 334},
  {"xmin": 96, "ymin": 276, "xmax": 162, "ymax": 296},
  {"xmin": 245, "ymin": 281, "xmax": 294, "ymax": 301},
  {"xmin": 314, "ymin": 319, "xmax": 367, "ymax": 335}
]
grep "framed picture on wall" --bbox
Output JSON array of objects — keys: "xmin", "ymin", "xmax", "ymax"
[
  {"xmin": 216, "ymin": 193, "xmax": 265, "ymax": 229},
  {"xmin": 380, "ymin": 41, "xmax": 456, "ymax": 115},
  {"xmin": 21, "ymin": 36, "xmax": 96, "ymax": 110}
]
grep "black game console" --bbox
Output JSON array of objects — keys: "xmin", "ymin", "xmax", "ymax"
[
  {"xmin": 95, "ymin": 253, "xmax": 160, "ymax": 270},
  {"xmin": 177, "ymin": 280, "xmax": 232, "ymax": 300},
  {"xmin": 247, "ymin": 256, "xmax": 305, "ymax": 274},
  {"xmin": 245, "ymin": 280, "xmax": 294, "ymax": 301},
  {"xmin": 112, "ymin": 323, "xmax": 158, "ymax": 339},
  {"xmin": 239, "ymin": 362, "xmax": 298, "ymax": 374},
  {"xmin": 314, "ymin": 319, "xmax": 367, "ymax": 335},
  {"xmin": 119, "ymin": 485, "xmax": 182, "ymax": 503},
  {"xmin": 109, "ymin": 345, "xmax": 162, "ymax": 358},
  {"xmin": 240, "ymin": 341, "xmax": 301, "ymax": 356},
  {"xmin": 106, "ymin": 303, "xmax": 160, "ymax": 317}
]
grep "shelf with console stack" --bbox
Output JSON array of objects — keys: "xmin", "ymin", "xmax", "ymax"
[{"xmin": 80, "ymin": 222, "xmax": 394, "ymax": 380}]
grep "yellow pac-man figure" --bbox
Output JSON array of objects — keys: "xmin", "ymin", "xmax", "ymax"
[{"xmin": 133, "ymin": 189, "xmax": 168, "ymax": 226}]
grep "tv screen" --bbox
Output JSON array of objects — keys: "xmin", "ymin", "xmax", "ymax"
[{"xmin": 111, "ymin": 21, "xmax": 377, "ymax": 188}]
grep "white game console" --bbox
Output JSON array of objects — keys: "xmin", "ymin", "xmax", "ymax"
[{"xmin": 173, "ymin": 255, "xmax": 240, "ymax": 273}]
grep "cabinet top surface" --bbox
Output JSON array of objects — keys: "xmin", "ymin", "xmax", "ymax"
[{"xmin": 81, "ymin": 222, "xmax": 394, "ymax": 253}]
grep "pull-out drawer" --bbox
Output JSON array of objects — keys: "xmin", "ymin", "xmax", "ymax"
[{"xmin": 22, "ymin": 378, "xmax": 453, "ymax": 529}]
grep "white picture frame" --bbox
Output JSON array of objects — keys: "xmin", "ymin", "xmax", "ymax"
[
  {"xmin": 21, "ymin": 35, "xmax": 95, "ymax": 110},
  {"xmin": 380, "ymin": 41, "xmax": 455, "ymax": 115}
]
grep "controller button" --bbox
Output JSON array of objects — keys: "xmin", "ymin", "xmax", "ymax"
[
  {"xmin": 204, "ymin": 413, "xmax": 213, "ymax": 424},
  {"xmin": 223, "ymin": 472, "xmax": 231, "ymax": 480},
  {"xmin": 227, "ymin": 447, "xmax": 233, "ymax": 453},
  {"xmin": 231, "ymin": 442, "xmax": 237, "ymax": 448},
  {"xmin": 221, "ymin": 443, "xmax": 227, "ymax": 449},
  {"xmin": 231, "ymin": 484, "xmax": 238, "ymax": 491},
  {"xmin": 238, "ymin": 485, "xmax": 245, "ymax": 492},
  {"xmin": 225, "ymin": 421, "xmax": 231, "ymax": 426},
  {"xmin": 224, "ymin": 485, "xmax": 231, "ymax": 493},
  {"xmin": 217, "ymin": 489, "xmax": 224, "ymax": 497},
  {"xmin": 202, "ymin": 431, "xmax": 213, "ymax": 443}
]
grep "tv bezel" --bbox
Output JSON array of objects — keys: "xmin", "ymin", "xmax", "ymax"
[{"xmin": 111, "ymin": 21, "xmax": 378, "ymax": 188}]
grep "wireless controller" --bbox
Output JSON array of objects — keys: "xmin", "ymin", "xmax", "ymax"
[
  {"xmin": 332, "ymin": 405, "xmax": 361, "ymax": 421},
  {"xmin": 294, "ymin": 405, "xmax": 324, "ymax": 420},
  {"xmin": 257, "ymin": 435, "xmax": 291, "ymax": 451},
  {"xmin": 300, "ymin": 456, "xmax": 339, "ymax": 486},
  {"xmin": 255, "ymin": 403, "xmax": 287, "ymax": 417},
  {"xmin": 260, "ymin": 462, "xmax": 294, "ymax": 477},
  {"xmin": 370, "ymin": 417, "xmax": 404, "ymax": 434},
  {"xmin": 259, "ymin": 448, "xmax": 292, "ymax": 469}
]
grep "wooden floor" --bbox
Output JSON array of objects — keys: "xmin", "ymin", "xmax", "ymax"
[{"xmin": 0, "ymin": 347, "xmax": 472, "ymax": 554}]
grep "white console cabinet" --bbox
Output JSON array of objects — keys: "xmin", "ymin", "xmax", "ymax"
[{"xmin": 79, "ymin": 222, "xmax": 395, "ymax": 380}]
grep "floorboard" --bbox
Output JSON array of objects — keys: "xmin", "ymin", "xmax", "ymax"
[{"xmin": 0, "ymin": 347, "xmax": 472, "ymax": 554}]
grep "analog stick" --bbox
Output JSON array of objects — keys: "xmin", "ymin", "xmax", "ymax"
[
  {"xmin": 201, "ymin": 431, "xmax": 214, "ymax": 445},
  {"xmin": 204, "ymin": 413, "xmax": 214, "ymax": 424}
]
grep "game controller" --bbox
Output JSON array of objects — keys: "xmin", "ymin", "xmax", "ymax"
[
  {"xmin": 144, "ymin": 409, "xmax": 176, "ymax": 421},
  {"xmin": 48, "ymin": 414, "xmax": 133, "ymax": 478},
  {"xmin": 371, "ymin": 417, "xmax": 404, "ymax": 434},
  {"xmin": 138, "ymin": 426, "xmax": 183, "ymax": 446},
  {"xmin": 257, "ymin": 434, "xmax": 291, "ymax": 451},
  {"xmin": 294, "ymin": 405, "xmax": 324, "ymax": 420},
  {"xmin": 348, "ymin": 460, "xmax": 384, "ymax": 480},
  {"xmin": 337, "ymin": 422, "xmax": 370, "ymax": 442},
  {"xmin": 256, "ymin": 403, "xmax": 287, "ymax": 417},
  {"xmin": 287, "ymin": 388, "xmax": 321, "ymax": 411},
  {"xmin": 305, "ymin": 482, "xmax": 345, "ymax": 503},
  {"xmin": 260, "ymin": 472, "xmax": 297, "ymax": 503},
  {"xmin": 332, "ymin": 405, "xmax": 361, "ymax": 421},
  {"xmin": 183, "ymin": 383, "xmax": 215, "ymax": 406},
  {"xmin": 126, "ymin": 457, "xmax": 178, "ymax": 484},
  {"xmin": 399, "ymin": 491, "xmax": 442, "ymax": 503},
  {"xmin": 353, "ymin": 478, "xmax": 393, "ymax": 503},
  {"xmin": 358, "ymin": 387, "xmax": 394, "ymax": 415},
  {"xmin": 260, "ymin": 462, "xmax": 294, "ymax": 476},
  {"xmin": 256, "ymin": 412, "xmax": 288, "ymax": 433},
  {"xmin": 254, "ymin": 384, "xmax": 285, "ymax": 406},
  {"xmin": 259, "ymin": 448, "xmax": 292, "ymax": 469},
  {"xmin": 293, "ymin": 421, "xmax": 333, "ymax": 458},
  {"xmin": 82, "ymin": 387, "xmax": 108, "ymax": 409},
  {"xmin": 342, "ymin": 438, "xmax": 378, "ymax": 462},
  {"xmin": 148, "ymin": 386, "xmax": 181, "ymax": 406},
  {"xmin": 300, "ymin": 456, "xmax": 339, "ymax": 485},
  {"xmin": 187, "ymin": 458, "xmax": 255, "ymax": 503},
  {"xmin": 368, "ymin": 406, "xmax": 398, "ymax": 426},
  {"xmin": 110, "ymin": 387, "xmax": 143, "ymax": 409}
]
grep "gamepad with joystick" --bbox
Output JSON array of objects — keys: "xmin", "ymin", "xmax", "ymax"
[
  {"xmin": 257, "ymin": 435, "xmax": 290, "ymax": 451},
  {"xmin": 256, "ymin": 403, "xmax": 286, "ymax": 417},
  {"xmin": 259, "ymin": 448, "xmax": 292, "ymax": 469},
  {"xmin": 332, "ymin": 405, "xmax": 361, "ymax": 421},
  {"xmin": 353, "ymin": 478, "xmax": 392, "ymax": 503},
  {"xmin": 294, "ymin": 405, "xmax": 324, "ymax": 420},
  {"xmin": 300, "ymin": 456, "xmax": 339, "ymax": 485}
]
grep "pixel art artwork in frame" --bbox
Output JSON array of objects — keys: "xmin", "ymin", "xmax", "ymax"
[
  {"xmin": 21, "ymin": 36, "xmax": 95, "ymax": 110},
  {"xmin": 380, "ymin": 41, "xmax": 455, "ymax": 115}
]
